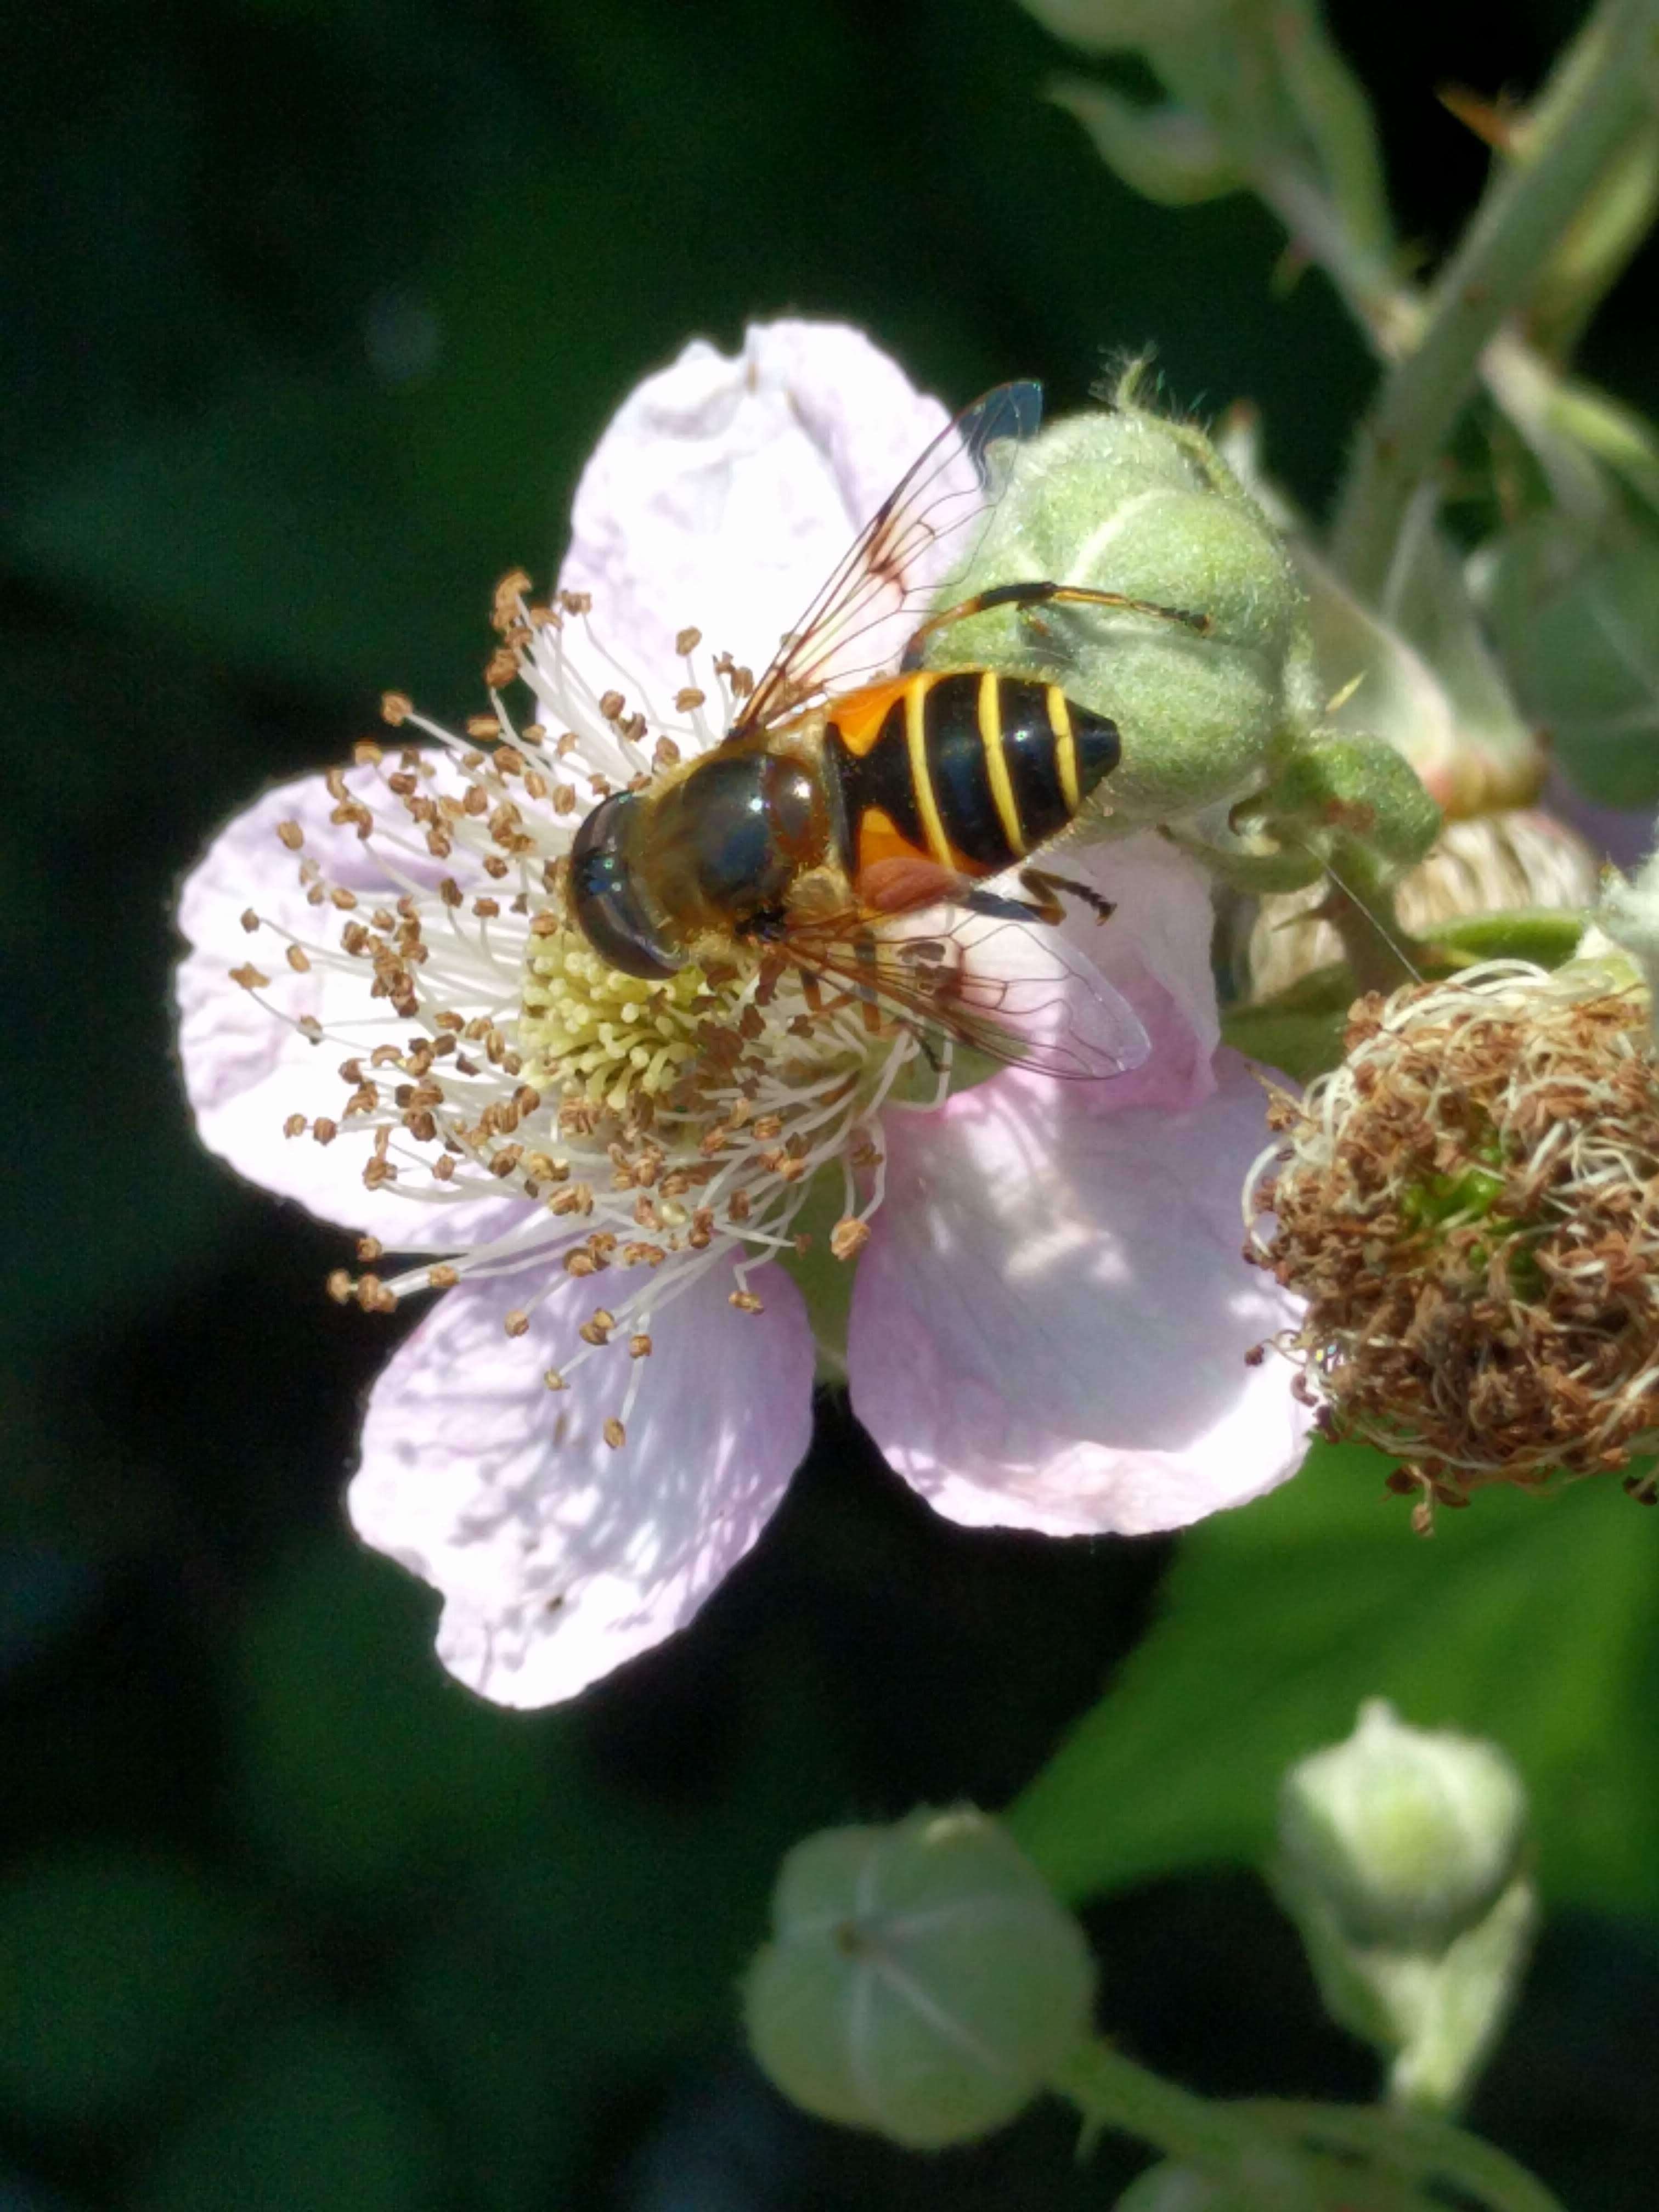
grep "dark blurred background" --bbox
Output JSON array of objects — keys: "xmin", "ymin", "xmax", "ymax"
[{"xmin": 5, "ymin": 1, "xmax": 1659, "ymax": 2205}]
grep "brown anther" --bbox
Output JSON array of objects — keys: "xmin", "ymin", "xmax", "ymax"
[
  {"xmin": 504, "ymin": 1310, "xmax": 531, "ymax": 1338},
  {"xmin": 603, "ymin": 1418, "xmax": 627, "ymax": 1451},
  {"xmin": 484, "ymin": 647, "xmax": 518, "ymax": 689},
  {"xmin": 489, "ymin": 1146, "xmax": 524, "ymax": 1177},
  {"xmin": 381, "ymin": 691, "xmax": 413, "ymax": 726},
  {"xmin": 357, "ymin": 1236, "xmax": 383, "ymax": 1263},
  {"xmin": 427, "ymin": 1263, "xmax": 460, "ymax": 1289},
  {"xmin": 438, "ymin": 877, "xmax": 462, "ymax": 908},
  {"xmin": 830, "ymin": 1216, "xmax": 871, "ymax": 1261},
  {"xmin": 312, "ymin": 1117, "xmax": 338, "ymax": 1145},
  {"xmin": 353, "ymin": 740, "xmax": 384, "ymax": 766},
  {"xmin": 276, "ymin": 819, "xmax": 304, "ymax": 851},
  {"xmin": 283, "ymin": 1113, "xmax": 307, "ymax": 1138},
  {"xmin": 653, "ymin": 737, "xmax": 684, "ymax": 771},
  {"xmin": 229, "ymin": 963, "xmax": 270, "ymax": 991},
  {"xmin": 355, "ymin": 1272, "xmax": 394, "ymax": 1312},
  {"xmin": 472, "ymin": 897, "xmax": 501, "ymax": 919},
  {"xmin": 565, "ymin": 1250, "xmax": 599, "ymax": 1277},
  {"xmin": 552, "ymin": 784, "xmax": 577, "ymax": 815},
  {"xmin": 286, "ymin": 944, "xmax": 312, "ymax": 974},
  {"xmin": 433, "ymin": 1154, "xmax": 456, "ymax": 1181},
  {"xmin": 579, "ymin": 1312, "xmax": 614, "ymax": 1347},
  {"xmin": 543, "ymin": 1368, "xmax": 568, "ymax": 1391},
  {"xmin": 750, "ymin": 1113, "xmax": 782, "ymax": 1141},
  {"xmin": 727, "ymin": 1190, "xmax": 752, "ymax": 1222},
  {"xmin": 240, "ymin": 908, "xmax": 259, "ymax": 934},
  {"xmin": 558, "ymin": 589, "xmax": 592, "ymax": 616},
  {"xmin": 729, "ymin": 1289, "xmax": 765, "ymax": 1314},
  {"xmin": 629, "ymin": 1333, "xmax": 652, "ymax": 1359},
  {"xmin": 330, "ymin": 887, "xmax": 359, "ymax": 910},
  {"xmin": 675, "ymin": 626, "xmax": 702, "ymax": 655},
  {"xmin": 466, "ymin": 715, "xmax": 501, "ymax": 742},
  {"xmin": 326, "ymin": 1268, "xmax": 354, "ymax": 1305},
  {"xmin": 599, "ymin": 689, "xmax": 626, "ymax": 721}
]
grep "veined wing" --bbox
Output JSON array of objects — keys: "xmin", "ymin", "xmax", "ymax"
[
  {"xmin": 727, "ymin": 381, "xmax": 1042, "ymax": 741},
  {"xmin": 774, "ymin": 900, "xmax": 1149, "ymax": 1084}
]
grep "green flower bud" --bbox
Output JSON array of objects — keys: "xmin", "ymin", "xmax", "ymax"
[
  {"xmin": 1279, "ymin": 1701, "xmax": 1527, "ymax": 1951},
  {"xmin": 743, "ymin": 1807, "xmax": 1095, "ymax": 2149},
  {"xmin": 1052, "ymin": 82, "xmax": 1244, "ymax": 206},
  {"xmin": 1273, "ymin": 1701, "xmax": 1536, "ymax": 2114},
  {"xmin": 929, "ymin": 377, "xmax": 1311, "ymax": 831},
  {"xmin": 1015, "ymin": 0, "xmax": 1245, "ymax": 55}
]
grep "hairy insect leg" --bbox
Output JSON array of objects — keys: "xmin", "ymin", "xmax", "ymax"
[
  {"xmin": 900, "ymin": 580, "xmax": 1210, "ymax": 669},
  {"xmin": 962, "ymin": 870, "xmax": 1115, "ymax": 929}
]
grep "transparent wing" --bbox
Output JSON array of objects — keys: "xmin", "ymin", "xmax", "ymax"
[
  {"xmin": 727, "ymin": 381, "xmax": 1042, "ymax": 741},
  {"xmin": 775, "ymin": 901, "xmax": 1150, "ymax": 1084}
]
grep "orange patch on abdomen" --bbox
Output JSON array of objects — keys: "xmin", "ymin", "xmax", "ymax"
[
  {"xmin": 855, "ymin": 805, "xmax": 930, "ymax": 877},
  {"xmin": 825, "ymin": 676, "xmax": 915, "ymax": 759}
]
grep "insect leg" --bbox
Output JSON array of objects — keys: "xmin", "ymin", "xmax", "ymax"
[
  {"xmin": 962, "ymin": 871, "xmax": 1115, "ymax": 928},
  {"xmin": 1020, "ymin": 867, "xmax": 1115, "ymax": 924},
  {"xmin": 900, "ymin": 580, "xmax": 1210, "ymax": 669}
]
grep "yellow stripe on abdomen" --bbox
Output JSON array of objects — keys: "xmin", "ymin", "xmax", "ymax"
[
  {"xmin": 903, "ymin": 676, "xmax": 955, "ymax": 867},
  {"xmin": 977, "ymin": 673, "xmax": 1026, "ymax": 857},
  {"xmin": 1046, "ymin": 686, "xmax": 1079, "ymax": 814}
]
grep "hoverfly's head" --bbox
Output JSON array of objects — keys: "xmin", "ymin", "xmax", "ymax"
[{"xmin": 567, "ymin": 791, "xmax": 683, "ymax": 979}]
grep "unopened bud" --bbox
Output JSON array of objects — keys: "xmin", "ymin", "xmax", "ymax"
[
  {"xmin": 928, "ymin": 371, "xmax": 1308, "ymax": 832},
  {"xmin": 1279, "ymin": 1701, "xmax": 1527, "ymax": 1953},
  {"xmin": 744, "ymin": 1807, "xmax": 1095, "ymax": 2148},
  {"xmin": 1273, "ymin": 1701, "xmax": 1536, "ymax": 2114}
]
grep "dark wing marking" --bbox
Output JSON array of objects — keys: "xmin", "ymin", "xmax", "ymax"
[
  {"xmin": 726, "ymin": 381, "xmax": 1042, "ymax": 742},
  {"xmin": 774, "ymin": 900, "xmax": 1149, "ymax": 1084}
]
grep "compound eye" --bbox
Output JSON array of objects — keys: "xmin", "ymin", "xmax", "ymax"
[{"xmin": 568, "ymin": 793, "xmax": 681, "ymax": 980}]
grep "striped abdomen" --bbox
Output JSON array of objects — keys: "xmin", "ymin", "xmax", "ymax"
[{"xmin": 822, "ymin": 670, "xmax": 1120, "ymax": 884}]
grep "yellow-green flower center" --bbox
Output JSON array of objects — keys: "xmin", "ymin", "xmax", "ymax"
[{"xmin": 518, "ymin": 922, "xmax": 751, "ymax": 1111}]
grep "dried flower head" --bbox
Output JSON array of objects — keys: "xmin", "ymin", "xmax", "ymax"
[{"xmin": 1247, "ymin": 960, "xmax": 1659, "ymax": 1518}]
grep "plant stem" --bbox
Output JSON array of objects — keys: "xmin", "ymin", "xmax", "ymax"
[
  {"xmin": 1254, "ymin": 2099, "xmax": 1569, "ymax": 2212},
  {"xmin": 1054, "ymin": 2039, "xmax": 1567, "ymax": 2212},
  {"xmin": 1330, "ymin": 0, "xmax": 1659, "ymax": 602},
  {"xmin": 1052, "ymin": 2040, "xmax": 1317, "ymax": 2208}
]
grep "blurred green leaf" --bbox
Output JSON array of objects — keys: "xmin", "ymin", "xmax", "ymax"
[
  {"xmin": 1483, "ymin": 510, "xmax": 1659, "ymax": 808},
  {"xmin": 0, "ymin": 1850, "xmax": 270, "ymax": 2130},
  {"xmin": 399, "ymin": 1633, "xmax": 852, "ymax": 2209},
  {"xmin": 226, "ymin": 1538, "xmax": 557, "ymax": 1895},
  {"xmin": 131, "ymin": 2018, "xmax": 444, "ymax": 2212},
  {"xmin": 1007, "ymin": 1446, "xmax": 1659, "ymax": 1926}
]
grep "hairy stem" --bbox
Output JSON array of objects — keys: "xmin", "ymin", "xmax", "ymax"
[{"xmin": 1330, "ymin": 0, "xmax": 1659, "ymax": 601}]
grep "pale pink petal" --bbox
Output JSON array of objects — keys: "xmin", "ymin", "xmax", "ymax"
[
  {"xmin": 558, "ymin": 320, "xmax": 949, "ymax": 700},
  {"xmin": 848, "ymin": 1048, "xmax": 1310, "ymax": 1536},
  {"xmin": 347, "ymin": 1259, "xmax": 815, "ymax": 1707},
  {"xmin": 175, "ymin": 770, "xmax": 521, "ymax": 1249},
  {"xmin": 1043, "ymin": 832, "xmax": 1221, "ymax": 1110}
]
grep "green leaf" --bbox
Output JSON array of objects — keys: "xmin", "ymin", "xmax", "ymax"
[
  {"xmin": 1006, "ymin": 1445, "xmax": 1659, "ymax": 1926},
  {"xmin": 131, "ymin": 2019, "xmax": 444, "ymax": 2212},
  {"xmin": 0, "ymin": 1851, "xmax": 270, "ymax": 2130}
]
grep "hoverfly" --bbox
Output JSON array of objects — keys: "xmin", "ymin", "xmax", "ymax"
[{"xmin": 566, "ymin": 382, "xmax": 1209, "ymax": 1080}]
